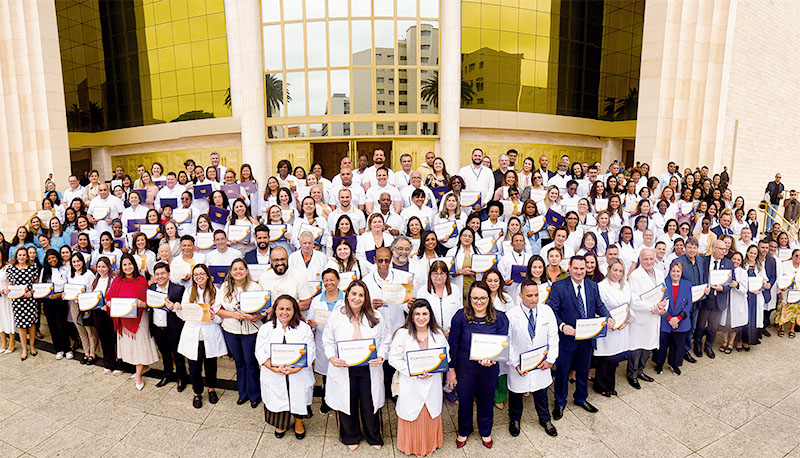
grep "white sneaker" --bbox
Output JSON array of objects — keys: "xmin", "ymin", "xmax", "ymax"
[
  {"xmin": 55, "ymin": 352, "xmax": 64, "ymax": 360},
  {"xmin": 65, "ymin": 351, "xmax": 74, "ymax": 360}
]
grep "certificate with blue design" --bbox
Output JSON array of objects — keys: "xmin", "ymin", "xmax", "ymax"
[
  {"xmin": 109, "ymin": 297, "xmax": 137, "ymax": 318},
  {"xmin": 469, "ymin": 333, "xmax": 509, "ymax": 361},
  {"xmin": 337, "ymin": 338, "xmax": 377, "ymax": 367},
  {"xmin": 270, "ymin": 343, "xmax": 308, "ymax": 367},
  {"xmin": 78, "ymin": 291, "xmax": 104, "ymax": 311},
  {"xmin": 406, "ymin": 347, "xmax": 448, "ymax": 376},
  {"xmin": 575, "ymin": 317, "xmax": 607, "ymax": 340},
  {"xmin": 240, "ymin": 291, "xmax": 271, "ymax": 314}
]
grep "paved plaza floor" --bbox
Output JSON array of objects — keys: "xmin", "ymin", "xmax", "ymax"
[{"xmin": 0, "ymin": 330, "xmax": 799, "ymax": 458}]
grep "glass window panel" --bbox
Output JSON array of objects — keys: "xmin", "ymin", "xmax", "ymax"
[
  {"xmin": 462, "ymin": 27, "xmax": 480, "ymax": 54},
  {"xmin": 208, "ymin": 37, "xmax": 228, "ymax": 65},
  {"xmin": 284, "ymin": 23, "xmax": 305, "ymax": 69},
  {"xmin": 156, "ymin": 23, "xmax": 173, "ymax": 48},
  {"xmin": 283, "ymin": 0, "xmax": 302, "ymax": 21},
  {"xmin": 375, "ymin": 20, "xmax": 394, "ymax": 63},
  {"xmin": 210, "ymin": 63, "xmax": 229, "ymax": 90},
  {"xmin": 329, "ymin": 21, "xmax": 349, "ymax": 66},
  {"xmin": 305, "ymin": 0, "xmax": 325, "ymax": 19},
  {"xmin": 405, "ymin": 69, "xmax": 418, "ymax": 114},
  {"xmin": 352, "ymin": 68, "xmax": 371, "ymax": 113},
  {"xmin": 162, "ymin": 96, "xmax": 179, "ymax": 122},
  {"xmin": 499, "ymin": 30, "xmax": 517, "ymax": 53},
  {"xmin": 351, "ymin": 0, "xmax": 370, "ymax": 17},
  {"xmin": 307, "ymin": 70, "xmax": 328, "ymax": 116},
  {"xmin": 374, "ymin": 0, "xmax": 393, "ymax": 17},
  {"xmin": 500, "ymin": 6, "xmax": 518, "ymax": 32},
  {"xmin": 194, "ymin": 66, "xmax": 212, "ymax": 92},
  {"xmin": 309, "ymin": 123, "xmax": 324, "ymax": 137},
  {"xmin": 196, "ymin": 92, "xmax": 213, "ymax": 113},
  {"xmin": 213, "ymin": 89, "xmax": 231, "ymax": 116},
  {"xmin": 207, "ymin": 0, "xmax": 225, "ymax": 14},
  {"xmin": 329, "ymin": 0, "xmax": 348, "ymax": 17},
  {"xmin": 172, "ymin": 20, "xmax": 190, "ymax": 45},
  {"xmin": 306, "ymin": 21, "xmax": 327, "ymax": 68},
  {"xmin": 481, "ymin": 4, "xmax": 500, "ymax": 29},
  {"xmin": 285, "ymin": 71, "xmax": 307, "ymax": 116},
  {"xmin": 174, "ymin": 43, "xmax": 192, "ymax": 69},
  {"xmin": 287, "ymin": 124, "xmax": 306, "ymax": 137},
  {"xmin": 354, "ymin": 122, "xmax": 373, "ymax": 135},
  {"xmin": 189, "ymin": 16, "xmax": 208, "ymax": 41},
  {"xmin": 397, "ymin": 0, "xmax": 416, "ymax": 17},
  {"xmin": 263, "ymin": 25, "xmax": 282, "ymax": 71},
  {"xmin": 398, "ymin": 122, "xmax": 416, "ymax": 135},
  {"xmin": 262, "ymin": 0, "xmax": 281, "ymax": 22},
  {"xmin": 265, "ymin": 73, "xmax": 284, "ymax": 117},
  {"xmin": 420, "ymin": 0, "xmax": 439, "ymax": 18},
  {"xmin": 158, "ymin": 47, "xmax": 175, "ymax": 72},
  {"xmin": 178, "ymin": 94, "xmax": 196, "ymax": 115},
  {"xmin": 191, "ymin": 40, "xmax": 210, "ymax": 66},
  {"xmin": 207, "ymin": 13, "xmax": 226, "ymax": 39},
  {"xmin": 351, "ymin": 20, "xmax": 371, "ymax": 63},
  {"xmin": 330, "ymin": 69, "xmax": 350, "ymax": 112},
  {"xmin": 420, "ymin": 122, "xmax": 437, "ymax": 135},
  {"xmin": 161, "ymin": 72, "xmax": 178, "ymax": 97},
  {"xmin": 177, "ymin": 68, "xmax": 194, "ymax": 95}
]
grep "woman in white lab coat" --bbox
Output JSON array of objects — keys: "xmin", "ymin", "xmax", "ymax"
[
  {"xmin": 306, "ymin": 268, "xmax": 345, "ymax": 414},
  {"xmin": 323, "ymin": 280, "xmax": 389, "ymax": 450},
  {"xmin": 446, "ymin": 228, "xmax": 480, "ymax": 302},
  {"xmin": 594, "ymin": 259, "xmax": 634, "ymax": 396},
  {"xmin": 174, "ymin": 264, "xmax": 226, "ymax": 409},
  {"xmin": 389, "ymin": 299, "xmax": 450, "ymax": 457},
  {"xmin": 719, "ymin": 252, "xmax": 748, "ymax": 353},
  {"xmin": 416, "ymin": 260, "xmax": 462, "ymax": 335},
  {"xmin": 255, "ymin": 295, "xmax": 315, "ymax": 440}
]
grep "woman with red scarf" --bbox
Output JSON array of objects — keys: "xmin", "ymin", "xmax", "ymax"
[{"xmin": 105, "ymin": 253, "xmax": 158, "ymax": 390}]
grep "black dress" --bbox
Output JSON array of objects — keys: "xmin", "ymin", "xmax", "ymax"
[{"xmin": 7, "ymin": 264, "xmax": 40, "ymax": 328}]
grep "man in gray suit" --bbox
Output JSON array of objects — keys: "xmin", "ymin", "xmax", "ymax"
[
  {"xmin": 693, "ymin": 240, "xmax": 734, "ymax": 359},
  {"xmin": 676, "ymin": 237, "xmax": 708, "ymax": 364}
]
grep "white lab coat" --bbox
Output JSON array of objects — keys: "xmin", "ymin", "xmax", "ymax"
[
  {"xmin": 322, "ymin": 308, "xmax": 390, "ymax": 415},
  {"xmin": 307, "ymin": 294, "xmax": 344, "ymax": 375},
  {"xmin": 506, "ymin": 303, "xmax": 559, "ymax": 393},
  {"xmin": 255, "ymin": 320, "xmax": 316, "ymax": 416},
  {"xmin": 721, "ymin": 266, "xmax": 749, "ymax": 328},
  {"xmin": 627, "ymin": 267, "xmax": 666, "ymax": 351},
  {"xmin": 498, "ymin": 249, "xmax": 531, "ymax": 299},
  {"xmin": 595, "ymin": 280, "xmax": 634, "ymax": 356},
  {"xmin": 363, "ymin": 269, "xmax": 415, "ymax": 334},
  {"xmin": 446, "ymin": 245, "xmax": 478, "ymax": 294},
  {"xmin": 177, "ymin": 288, "xmax": 227, "ymax": 360},
  {"xmin": 416, "ymin": 288, "xmax": 463, "ymax": 331},
  {"xmin": 288, "ymin": 249, "xmax": 328, "ymax": 283},
  {"xmin": 388, "ymin": 328, "xmax": 450, "ymax": 421}
]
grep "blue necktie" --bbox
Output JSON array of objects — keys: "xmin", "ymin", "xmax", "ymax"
[
  {"xmin": 577, "ymin": 285, "xmax": 587, "ymax": 318},
  {"xmin": 528, "ymin": 309, "xmax": 536, "ymax": 339},
  {"xmin": 601, "ymin": 231, "xmax": 610, "ymax": 247}
]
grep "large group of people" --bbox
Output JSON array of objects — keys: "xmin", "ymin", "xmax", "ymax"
[{"xmin": 1, "ymin": 148, "xmax": 798, "ymax": 456}]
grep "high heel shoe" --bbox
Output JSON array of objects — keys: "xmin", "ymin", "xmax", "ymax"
[
  {"xmin": 30, "ymin": 350, "xmax": 38, "ymax": 357},
  {"xmin": 20, "ymin": 353, "xmax": 28, "ymax": 361}
]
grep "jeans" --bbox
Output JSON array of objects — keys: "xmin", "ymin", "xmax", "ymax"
[{"xmin": 223, "ymin": 331, "xmax": 261, "ymax": 402}]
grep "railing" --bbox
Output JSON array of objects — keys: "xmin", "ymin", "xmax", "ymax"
[{"xmin": 759, "ymin": 202, "xmax": 799, "ymax": 243}]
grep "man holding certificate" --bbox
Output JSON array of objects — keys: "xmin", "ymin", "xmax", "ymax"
[
  {"xmin": 148, "ymin": 262, "xmax": 187, "ymax": 391},
  {"xmin": 506, "ymin": 280, "xmax": 559, "ymax": 437},
  {"xmin": 627, "ymin": 249, "xmax": 667, "ymax": 388},
  {"xmin": 546, "ymin": 255, "xmax": 614, "ymax": 420},
  {"xmin": 693, "ymin": 240, "xmax": 734, "ymax": 359}
]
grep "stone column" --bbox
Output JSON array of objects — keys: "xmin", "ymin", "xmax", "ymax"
[{"xmin": 439, "ymin": 0, "xmax": 461, "ymax": 172}]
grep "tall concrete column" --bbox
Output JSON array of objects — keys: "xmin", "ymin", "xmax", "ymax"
[
  {"xmin": 225, "ymin": 0, "xmax": 268, "ymax": 183},
  {"xmin": 439, "ymin": 0, "xmax": 461, "ymax": 171},
  {"xmin": 0, "ymin": 0, "xmax": 70, "ymax": 235}
]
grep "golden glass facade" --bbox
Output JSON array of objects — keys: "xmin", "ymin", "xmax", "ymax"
[
  {"xmin": 261, "ymin": 0, "xmax": 440, "ymax": 138},
  {"xmin": 461, "ymin": 0, "xmax": 643, "ymax": 120},
  {"xmin": 57, "ymin": 0, "xmax": 231, "ymax": 132}
]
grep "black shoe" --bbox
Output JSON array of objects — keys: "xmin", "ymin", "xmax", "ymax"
[
  {"xmin": 274, "ymin": 430, "xmax": 285, "ymax": 438},
  {"xmin": 236, "ymin": 398, "xmax": 247, "ymax": 405},
  {"xmin": 80, "ymin": 356, "xmax": 89, "ymax": 365},
  {"xmin": 251, "ymin": 400, "xmax": 261, "ymax": 409},
  {"xmin": 762, "ymin": 329, "xmax": 772, "ymax": 337},
  {"xmin": 609, "ymin": 389, "xmax": 618, "ymax": 396},
  {"xmin": 176, "ymin": 377, "xmax": 188, "ymax": 392},
  {"xmin": 320, "ymin": 402, "xmax": 331, "ymax": 414},
  {"xmin": 598, "ymin": 390, "xmax": 612, "ymax": 397},
  {"xmin": 704, "ymin": 347, "xmax": 715, "ymax": 359},
  {"xmin": 693, "ymin": 343, "xmax": 703, "ymax": 358},
  {"xmin": 208, "ymin": 390, "xmax": 219, "ymax": 404},
  {"xmin": 192, "ymin": 395, "xmax": 202, "ymax": 409},
  {"xmin": 638, "ymin": 373, "xmax": 654, "ymax": 383},
  {"xmin": 509, "ymin": 420, "xmax": 521, "ymax": 437},
  {"xmin": 684, "ymin": 352, "xmax": 697, "ymax": 364},
  {"xmin": 295, "ymin": 430, "xmax": 306, "ymax": 440},
  {"xmin": 655, "ymin": 366, "xmax": 663, "ymax": 375},
  {"xmin": 573, "ymin": 401, "xmax": 598, "ymax": 413},
  {"xmin": 156, "ymin": 376, "xmax": 172, "ymax": 388},
  {"xmin": 671, "ymin": 366, "xmax": 682, "ymax": 375},
  {"xmin": 541, "ymin": 421, "xmax": 558, "ymax": 437},
  {"xmin": 552, "ymin": 405, "xmax": 564, "ymax": 420},
  {"xmin": 628, "ymin": 377, "xmax": 641, "ymax": 389}
]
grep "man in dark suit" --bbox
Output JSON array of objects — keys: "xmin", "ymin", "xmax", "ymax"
[
  {"xmin": 546, "ymin": 255, "xmax": 615, "ymax": 420},
  {"xmin": 243, "ymin": 225, "xmax": 271, "ymax": 266},
  {"xmin": 149, "ymin": 262, "xmax": 187, "ymax": 390},
  {"xmin": 710, "ymin": 210, "xmax": 735, "ymax": 237},
  {"xmin": 676, "ymin": 237, "xmax": 709, "ymax": 363},
  {"xmin": 693, "ymin": 240, "xmax": 734, "ymax": 359},
  {"xmin": 759, "ymin": 239, "xmax": 777, "ymax": 337},
  {"xmin": 538, "ymin": 155, "xmax": 556, "ymax": 179}
]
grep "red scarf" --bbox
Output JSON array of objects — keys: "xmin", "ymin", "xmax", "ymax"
[{"xmin": 107, "ymin": 275, "xmax": 148, "ymax": 336}]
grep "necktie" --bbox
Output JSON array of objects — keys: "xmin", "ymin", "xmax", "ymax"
[
  {"xmin": 601, "ymin": 231, "xmax": 610, "ymax": 247},
  {"xmin": 715, "ymin": 260, "xmax": 719, "ymax": 270},
  {"xmin": 577, "ymin": 285, "xmax": 586, "ymax": 318},
  {"xmin": 528, "ymin": 309, "xmax": 536, "ymax": 339}
]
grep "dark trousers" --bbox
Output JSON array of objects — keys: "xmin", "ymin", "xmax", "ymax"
[
  {"xmin": 92, "ymin": 309, "xmax": 120, "ymax": 370},
  {"xmin": 41, "ymin": 299, "xmax": 70, "ymax": 353},
  {"xmin": 383, "ymin": 360, "xmax": 395, "ymax": 399},
  {"xmin": 554, "ymin": 341, "xmax": 591, "ymax": 406},
  {"xmin": 337, "ymin": 366, "xmax": 383, "ymax": 446},
  {"xmin": 763, "ymin": 309, "xmax": 772, "ymax": 328},
  {"xmin": 509, "ymin": 388, "xmax": 550, "ymax": 424},
  {"xmin": 684, "ymin": 303, "xmax": 700, "ymax": 352},
  {"xmin": 593, "ymin": 355, "xmax": 619, "ymax": 393},
  {"xmin": 188, "ymin": 343, "xmax": 218, "ymax": 395},
  {"xmin": 627, "ymin": 349, "xmax": 651, "ymax": 379},
  {"xmin": 223, "ymin": 331, "xmax": 261, "ymax": 402},
  {"xmin": 694, "ymin": 305, "xmax": 722, "ymax": 349},
  {"xmin": 654, "ymin": 331, "xmax": 687, "ymax": 369},
  {"xmin": 152, "ymin": 325, "xmax": 186, "ymax": 377},
  {"xmin": 455, "ymin": 361, "xmax": 499, "ymax": 437}
]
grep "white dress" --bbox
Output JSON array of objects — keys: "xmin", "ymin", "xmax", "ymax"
[{"xmin": 0, "ymin": 266, "xmax": 14, "ymax": 333}]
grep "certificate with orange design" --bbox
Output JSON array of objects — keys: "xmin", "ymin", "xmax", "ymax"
[
  {"xmin": 519, "ymin": 345, "xmax": 549, "ymax": 373},
  {"xmin": 406, "ymin": 347, "xmax": 448, "ymax": 376},
  {"xmin": 469, "ymin": 333, "xmax": 509, "ymax": 361},
  {"xmin": 575, "ymin": 317, "xmax": 607, "ymax": 340},
  {"xmin": 337, "ymin": 338, "xmax": 377, "ymax": 367},
  {"xmin": 270, "ymin": 343, "xmax": 308, "ymax": 367}
]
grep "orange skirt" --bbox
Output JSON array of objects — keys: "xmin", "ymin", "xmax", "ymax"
[{"xmin": 396, "ymin": 405, "xmax": 443, "ymax": 457}]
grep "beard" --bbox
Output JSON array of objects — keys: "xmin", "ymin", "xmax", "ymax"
[
  {"xmin": 273, "ymin": 264, "xmax": 287, "ymax": 275},
  {"xmin": 258, "ymin": 241, "xmax": 268, "ymax": 250},
  {"xmin": 473, "ymin": 158, "xmax": 482, "ymax": 166}
]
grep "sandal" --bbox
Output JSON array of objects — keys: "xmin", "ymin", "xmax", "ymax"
[
  {"xmin": 719, "ymin": 345, "xmax": 727, "ymax": 353},
  {"xmin": 790, "ymin": 332, "xmax": 796, "ymax": 339},
  {"xmin": 725, "ymin": 345, "xmax": 734, "ymax": 354},
  {"xmin": 778, "ymin": 331, "xmax": 785, "ymax": 337}
]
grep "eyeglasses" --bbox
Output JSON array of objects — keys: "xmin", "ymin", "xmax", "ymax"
[
  {"xmin": 470, "ymin": 296, "xmax": 489, "ymax": 303},
  {"xmin": 375, "ymin": 258, "xmax": 391, "ymax": 264},
  {"xmin": 431, "ymin": 272, "xmax": 447, "ymax": 277}
]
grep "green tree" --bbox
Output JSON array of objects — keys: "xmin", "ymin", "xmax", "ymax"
[
  {"xmin": 266, "ymin": 73, "xmax": 290, "ymax": 137},
  {"xmin": 420, "ymin": 73, "xmax": 477, "ymax": 108}
]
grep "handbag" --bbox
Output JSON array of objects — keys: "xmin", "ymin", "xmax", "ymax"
[{"xmin": 76, "ymin": 309, "xmax": 94, "ymax": 327}]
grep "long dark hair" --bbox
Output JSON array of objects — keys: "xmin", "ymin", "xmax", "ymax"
[
  {"xmin": 464, "ymin": 281, "xmax": 497, "ymax": 324},
  {"xmin": 454, "ymin": 227, "xmax": 480, "ymax": 256},
  {"xmin": 417, "ymin": 230, "xmax": 445, "ymax": 258},
  {"xmin": 484, "ymin": 268, "xmax": 509, "ymax": 305},
  {"xmin": 41, "ymin": 249, "xmax": 62, "ymax": 282},
  {"xmin": 269, "ymin": 294, "xmax": 301, "ymax": 329},
  {"xmin": 69, "ymin": 252, "xmax": 88, "ymax": 277},
  {"xmin": 342, "ymin": 280, "xmax": 379, "ymax": 328},
  {"xmin": 396, "ymin": 298, "xmax": 443, "ymax": 340},
  {"xmin": 91, "ymin": 257, "xmax": 116, "ymax": 291},
  {"xmin": 334, "ymin": 214, "xmax": 356, "ymax": 237},
  {"xmin": 426, "ymin": 260, "xmax": 452, "ymax": 295},
  {"xmin": 118, "ymin": 253, "xmax": 142, "ymax": 279},
  {"xmin": 526, "ymin": 255, "xmax": 546, "ymax": 283}
]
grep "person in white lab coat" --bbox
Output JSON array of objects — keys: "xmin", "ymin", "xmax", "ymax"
[
  {"xmin": 255, "ymin": 295, "xmax": 315, "ymax": 440},
  {"xmin": 594, "ymin": 258, "xmax": 634, "ymax": 397},
  {"xmin": 506, "ymin": 280, "xmax": 560, "ymax": 438},
  {"xmin": 389, "ymin": 299, "xmax": 450, "ymax": 457},
  {"xmin": 306, "ymin": 268, "xmax": 345, "ymax": 414},
  {"xmin": 323, "ymin": 280, "xmax": 389, "ymax": 451},
  {"xmin": 626, "ymin": 248, "xmax": 668, "ymax": 389},
  {"xmin": 416, "ymin": 260, "xmax": 462, "ymax": 335}
]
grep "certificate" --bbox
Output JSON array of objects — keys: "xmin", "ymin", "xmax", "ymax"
[
  {"xmin": 482, "ymin": 227, "xmax": 504, "ymax": 241},
  {"xmin": 146, "ymin": 290, "xmax": 168, "ymax": 309},
  {"xmin": 681, "ymin": 201, "xmax": 693, "ymax": 214},
  {"xmin": 639, "ymin": 284, "xmax": 666, "ymax": 307},
  {"xmin": 248, "ymin": 264, "xmax": 270, "ymax": 280},
  {"xmin": 91, "ymin": 206, "xmax": 110, "ymax": 220},
  {"xmin": 748, "ymin": 277, "xmax": 764, "ymax": 293},
  {"xmin": 474, "ymin": 236, "xmax": 497, "ymax": 254},
  {"xmin": 7, "ymin": 285, "xmax": 27, "ymax": 300},
  {"xmin": 110, "ymin": 179, "xmax": 122, "ymax": 190},
  {"xmin": 609, "ymin": 306, "xmax": 630, "ymax": 330},
  {"xmin": 78, "ymin": 291, "xmax": 104, "ymax": 311},
  {"xmin": 181, "ymin": 303, "xmax": 212, "ymax": 322},
  {"xmin": 433, "ymin": 221, "xmax": 457, "ymax": 241},
  {"xmin": 309, "ymin": 281, "xmax": 323, "ymax": 298},
  {"xmin": 195, "ymin": 232, "xmax": 214, "ymax": 250},
  {"xmin": 270, "ymin": 343, "xmax": 308, "ymax": 367},
  {"xmin": 339, "ymin": 271, "xmax": 358, "ymax": 290},
  {"xmin": 63, "ymin": 283, "xmax": 87, "ymax": 301},
  {"xmin": 337, "ymin": 338, "xmax": 377, "ymax": 367},
  {"xmin": 519, "ymin": 345, "xmax": 548, "ymax": 373},
  {"xmin": 469, "ymin": 333, "xmax": 509, "ymax": 361},
  {"xmin": 221, "ymin": 183, "xmax": 241, "ymax": 200},
  {"xmin": 32, "ymin": 283, "xmax": 54, "ymax": 299},
  {"xmin": 227, "ymin": 224, "xmax": 251, "ymax": 244},
  {"xmin": 500, "ymin": 200, "xmax": 516, "ymax": 216},
  {"xmin": 691, "ymin": 284, "xmax": 707, "ymax": 302},
  {"xmin": 281, "ymin": 208, "xmax": 295, "ymax": 223},
  {"xmin": 240, "ymin": 291, "xmax": 271, "ymax": 314},
  {"xmin": 779, "ymin": 248, "xmax": 793, "ymax": 262},
  {"xmin": 267, "ymin": 224, "xmax": 288, "ymax": 242},
  {"xmin": 113, "ymin": 238, "xmax": 126, "ymax": 251},
  {"xmin": 172, "ymin": 208, "xmax": 192, "ymax": 224},
  {"xmin": 709, "ymin": 269, "xmax": 732, "ymax": 286},
  {"xmin": 140, "ymin": 224, "xmax": 161, "ymax": 240},
  {"xmin": 593, "ymin": 198, "xmax": 608, "ymax": 212},
  {"xmin": 526, "ymin": 215, "xmax": 545, "ymax": 233},
  {"xmin": 528, "ymin": 188, "xmax": 546, "ymax": 202},
  {"xmin": 193, "ymin": 184, "xmax": 212, "ymax": 199},
  {"xmin": 786, "ymin": 290, "xmax": 800, "ymax": 304},
  {"xmin": 778, "ymin": 275, "xmax": 794, "ymax": 289},
  {"xmin": 37, "ymin": 210, "xmax": 54, "ymax": 223},
  {"xmin": 109, "ymin": 298, "xmax": 138, "ymax": 318},
  {"xmin": 406, "ymin": 347, "xmax": 448, "ymax": 376},
  {"xmin": 537, "ymin": 284, "xmax": 551, "ymax": 306},
  {"xmin": 209, "ymin": 206, "xmax": 230, "ymax": 225},
  {"xmin": 511, "ymin": 265, "xmax": 527, "ymax": 283},
  {"xmin": 382, "ymin": 283, "xmax": 413, "ymax": 306},
  {"xmin": 240, "ymin": 181, "xmax": 258, "ymax": 194},
  {"xmin": 428, "ymin": 256, "xmax": 456, "ymax": 274},
  {"xmin": 313, "ymin": 309, "xmax": 332, "ymax": 329},
  {"xmin": 208, "ymin": 265, "xmax": 228, "ymax": 284},
  {"xmin": 471, "ymin": 254, "xmax": 497, "ymax": 273},
  {"xmin": 127, "ymin": 218, "xmax": 145, "ymax": 233},
  {"xmin": 575, "ymin": 317, "xmax": 607, "ymax": 340},
  {"xmin": 299, "ymin": 223, "xmax": 323, "ymax": 244},
  {"xmin": 159, "ymin": 198, "xmax": 178, "ymax": 209},
  {"xmin": 459, "ymin": 191, "xmax": 481, "ymax": 207}
]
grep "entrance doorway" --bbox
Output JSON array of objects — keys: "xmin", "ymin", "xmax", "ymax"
[
  {"xmin": 311, "ymin": 142, "xmax": 350, "ymax": 180},
  {"xmin": 355, "ymin": 141, "xmax": 393, "ymax": 168}
]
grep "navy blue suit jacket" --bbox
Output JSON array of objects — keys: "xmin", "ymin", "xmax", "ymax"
[
  {"xmin": 710, "ymin": 225, "xmax": 734, "ymax": 237},
  {"xmin": 148, "ymin": 282, "xmax": 185, "ymax": 336},
  {"xmin": 546, "ymin": 277, "xmax": 610, "ymax": 350},
  {"xmin": 704, "ymin": 257, "xmax": 735, "ymax": 311},
  {"xmin": 662, "ymin": 279, "xmax": 693, "ymax": 333},
  {"xmin": 764, "ymin": 255, "xmax": 777, "ymax": 303},
  {"xmin": 243, "ymin": 248, "xmax": 270, "ymax": 266}
]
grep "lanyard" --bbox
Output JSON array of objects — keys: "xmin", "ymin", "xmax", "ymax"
[
  {"xmin": 372, "ymin": 270, "xmax": 394, "ymax": 290},
  {"xmin": 472, "ymin": 166, "xmax": 482, "ymax": 180}
]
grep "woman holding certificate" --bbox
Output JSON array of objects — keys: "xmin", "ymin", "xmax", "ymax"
[
  {"xmin": 484, "ymin": 269, "xmax": 512, "ymax": 409},
  {"xmin": 225, "ymin": 199, "xmax": 259, "ymax": 255},
  {"xmin": 214, "ymin": 259, "xmax": 265, "ymax": 408},
  {"xmin": 594, "ymin": 258, "xmax": 633, "ymax": 396},
  {"xmin": 417, "ymin": 261, "xmax": 462, "ymax": 336},
  {"xmin": 307, "ymin": 269, "xmax": 344, "ymax": 414},
  {"xmin": 356, "ymin": 213, "xmax": 393, "ymax": 262},
  {"xmin": 105, "ymin": 253, "xmax": 158, "ymax": 390},
  {"xmin": 739, "ymin": 246, "xmax": 767, "ymax": 350},
  {"xmin": 92, "ymin": 257, "xmax": 122, "ymax": 374},
  {"xmin": 69, "ymin": 252, "xmax": 99, "ymax": 365},
  {"xmin": 255, "ymin": 295, "xmax": 315, "ymax": 439},
  {"xmin": 389, "ymin": 299, "xmax": 450, "ymax": 456},
  {"xmin": 0, "ymin": 250, "xmax": 16, "ymax": 354},
  {"xmin": 38, "ymin": 249, "xmax": 70, "ymax": 359},
  {"xmin": 653, "ymin": 261, "xmax": 693, "ymax": 375},
  {"xmin": 7, "ymin": 249, "xmax": 40, "ymax": 360},
  {"xmin": 447, "ymin": 228, "xmax": 480, "ymax": 301},
  {"xmin": 322, "ymin": 280, "xmax": 389, "ymax": 450},
  {"xmin": 433, "ymin": 194, "xmax": 465, "ymax": 249},
  {"xmin": 446, "ymin": 281, "xmax": 509, "ymax": 449}
]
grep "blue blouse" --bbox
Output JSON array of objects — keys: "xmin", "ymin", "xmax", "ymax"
[{"xmin": 447, "ymin": 308, "xmax": 509, "ymax": 370}]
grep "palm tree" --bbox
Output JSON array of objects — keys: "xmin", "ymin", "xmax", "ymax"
[
  {"xmin": 224, "ymin": 87, "xmax": 231, "ymax": 110},
  {"xmin": 615, "ymin": 87, "xmax": 638, "ymax": 120},
  {"xmin": 461, "ymin": 80, "xmax": 476, "ymax": 105},
  {"xmin": 266, "ymin": 73, "xmax": 290, "ymax": 137},
  {"xmin": 66, "ymin": 104, "xmax": 89, "ymax": 131},
  {"xmin": 420, "ymin": 73, "xmax": 477, "ymax": 109}
]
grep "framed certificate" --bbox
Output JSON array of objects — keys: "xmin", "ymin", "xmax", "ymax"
[
  {"xmin": 748, "ymin": 277, "xmax": 764, "ymax": 293},
  {"xmin": 221, "ymin": 183, "xmax": 241, "ymax": 200},
  {"xmin": 109, "ymin": 298, "xmax": 138, "ymax": 318},
  {"xmin": 181, "ymin": 303, "xmax": 212, "ymax": 322},
  {"xmin": 482, "ymin": 227, "xmax": 504, "ymax": 241},
  {"xmin": 526, "ymin": 215, "xmax": 545, "ymax": 233},
  {"xmin": 469, "ymin": 333, "xmax": 509, "ymax": 361},
  {"xmin": 313, "ymin": 309, "xmax": 332, "ymax": 329},
  {"xmin": 78, "ymin": 291, "xmax": 104, "ymax": 311},
  {"xmin": 299, "ymin": 223, "xmax": 323, "ymax": 244},
  {"xmin": 113, "ymin": 238, "xmax": 126, "ymax": 251},
  {"xmin": 32, "ymin": 283, "xmax": 54, "ymax": 299},
  {"xmin": 709, "ymin": 269, "xmax": 732, "ymax": 286},
  {"xmin": 240, "ymin": 181, "xmax": 258, "ymax": 194},
  {"xmin": 428, "ymin": 256, "xmax": 455, "ymax": 274},
  {"xmin": 248, "ymin": 264, "xmax": 271, "ymax": 280},
  {"xmin": 680, "ymin": 201, "xmax": 693, "ymax": 214},
  {"xmin": 126, "ymin": 218, "xmax": 145, "ymax": 233},
  {"xmin": 240, "ymin": 291, "xmax": 271, "ymax": 314},
  {"xmin": 339, "ymin": 271, "xmax": 358, "ymax": 290},
  {"xmin": 227, "ymin": 224, "xmax": 251, "ymax": 244},
  {"xmin": 778, "ymin": 248, "xmax": 792, "ymax": 262},
  {"xmin": 7, "ymin": 285, "xmax": 27, "ymax": 300},
  {"xmin": 146, "ymin": 290, "xmax": 168, "ymax": 309},
  {"xmin": 511, "ymin": 265, "xmax": 527, "ymax": 283},
  {"xmin": 267, "ymin": 224, "xmax": 288, "ymax": 242},
  {"xmin": 337, "ymin": 338, "xmax": 377, "ymax": 367},
  {"xmin": 691, "ymin": 284, "xmax": 707, "ymax": 302},
  {"xmin": 575, "ymin": 317, "xmax": 607, "ymax": 340},
  {"xmin": 609, "ymin": 306, "xmax": 630, "ymax": 330},
  {"xmin": 91, "ymin": 206, "xmax": 110, "ymax": 220},
  {"xmin": 193, "ymin": 184, "xmax": 212, "ymax": 199},
  {"xmin": 471, "ymin": 254, "xmax": 498, "ymax": 273},
  {"xmin": 593, "ymin": 198, "xmax": 608, "ymax": 212},
  {"xmin": 160, "ymin": 198, "xmax": 178, "ymax": 209},
  {"xmin": 382, "ymin": 283, "xmax": 413, "ymax": 306},
  {"xmin": 195, "ymin": 232, "xmax": 214, "ymax": 250},
  {"xmin": 786, "ymin": 290, "xmax": 800, "ymax": 304},
  {"xmin": 270, "ymin": 343, "xmax": 307, "ymax": 367},
  {"xmin": 140, "ymin": 224, "xmax": 161, "ymax": 240},
  {"xmin": 406, "ymin": 347, "xmax": 448, "ymax": 376},
  {"xmin": 433, "ymin": 221, "xmax": 457, "ymax": 241},
  {"xmin": 63, "ymin": 283, "xmax": 86, "ymax": 301},
  {"xmin": 778, "ymin": 275, "xmax": 794, "ymax": 289},
  {"xmin": 500, "ymin": 200, "xmax": 516, "ymax": 216},
  {"xmin": 519, "ymin": 345, "xmax": 548, "ymax": 373},
  {"xmin": 459, "ymin": 191, "xmax": 481, "ymax": 208},
  {"xmin": 281, "ymin": 208, "xmax": 295, "ymax": 223},
  {"xmin": 639, "ymin": 285, "xmax": 666, "ymax": 307},
  {"xmin": 528, "ymin": 188, "xmax": 546, "ymax": 203},
  {"xmin": 208, "ymin": 265, "xmax": 229, "ymax": 284},
  {"xmin": 172, "ymin": 208, "xmax": 192, "ymax": 224},
  {"xmin": 474, "ymin": 236, "xmax": 497, "ymax": 254},
  {"xmin": 209, "ymin": 206, "xmax": 230, "ymax": 225}
]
